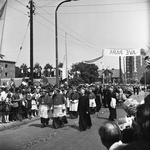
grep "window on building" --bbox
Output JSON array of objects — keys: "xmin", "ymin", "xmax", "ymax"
[
  {"xmin": 5, "ymin": 72, "xmax": 8, "ymax": 77},
  {"xmin": 5, "ymin": 64, "xmax": 8, "ymax": 68}
]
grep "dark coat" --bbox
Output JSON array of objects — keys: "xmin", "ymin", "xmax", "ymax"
[{"xmin": 78, "ymin": 94, "xmax": 92, "ymax": 131}]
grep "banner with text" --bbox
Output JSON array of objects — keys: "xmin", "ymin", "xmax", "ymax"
[{"xmin": 103, "ymin": 49, "xmax": 141, "ymax": 56}]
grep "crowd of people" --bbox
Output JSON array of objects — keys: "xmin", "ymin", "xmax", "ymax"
[
  {"xmin": 0, "ymin": 78, "xmax": 135, "ymax": 127},
  {"xmin": 0, "ymin": 77, "xmax": 149, "ymax": 149},
  {"xmin": 98, "ymin": 89, "xmax": 150, "ymax": 150},
  {"xmin": 98, "ymin": 100, "xmax": 149, "ymax": 150}
]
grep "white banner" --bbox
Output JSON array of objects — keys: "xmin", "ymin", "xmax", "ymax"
[{"xmin": 103, "ymin": 49, "xmax": 141, "ymax": 56}]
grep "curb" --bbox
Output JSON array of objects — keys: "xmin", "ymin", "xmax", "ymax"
[{"xmin": 0, "ymin": 117, "xmax": 39, "ymax": 132}]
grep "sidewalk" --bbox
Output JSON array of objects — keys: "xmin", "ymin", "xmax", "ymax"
[{"xmin": 0, "ymin": 116, "xmax": 39, "ymax": 132}]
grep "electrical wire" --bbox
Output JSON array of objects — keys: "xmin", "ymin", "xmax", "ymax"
[
  {"xmin": 45, "ymin": 9, "xmax": 149, "ymax": 14},
  {"xmin": 37, "ymin": 4, "xmax": 99, "ymax": 48},
  {"xmin": 0, "ymin": 0, "xmax": 102, "ymax": 65},
  {"xmin": 14, "ymin": 0, "xmax": 26, "ymax": 7},
  {"xmin": 36, "ymin": 12, "xmax": 101, "ymax": 53},
  {"xmin": 6, "ymin": 4, "xmax": 27, "ymax": 16},
  {"xmin": 40, "ymin": 0, "xmax": 60, "ymax": 7},
  {"xmin": 41, "ymin": 1, "xmax": 150, "ymax": 7},
  {"xmin": 35, "ymin": 3, "xmax": 100, "ymax": 53},
  {"xmin": 16, "ymin": 20, "xmax": 30, "ymax": 63}
]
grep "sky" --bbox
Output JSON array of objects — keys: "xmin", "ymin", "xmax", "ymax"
[{"xmin": 0, "ymin": 0, "xmax": 150, "ymax": 71}]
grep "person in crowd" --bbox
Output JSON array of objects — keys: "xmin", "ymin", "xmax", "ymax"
[
  {"xmin": 20, "ymin": 89, "xmax": 28, "ymax": 119},
  {"xmin": 31, "ymin": 89, "xmax": 38, "ymax": 118},
  {"xmin": 136, "ymin": 84, "xmax": 140, "ymax": 96},
  {"xmin": 107, "ymin": 86, "xmax": 117, "ymax": 121},
  {"xmin": 51, "ymin": 88, "xmax": 67, "ymax": 129},
  {"xmin": 93, "ymin": 84, "xmax": 102, "ymax": 114},
  {"xmin": 0, "ymin": 88, "xmax": 3, "ymax": 123},
  {"xmin": 118, "ymin": 86, "xmax": 127, "ymax": 102},
  {"xmin": 9, "ymin": 78, "xmax": 16, "ymax": 92},
  {"xmin": 98, "ymin": 122, "xmax": 127, "ymax": 150},
  {"xmin": 38, "ymin": 88, "xmax": 52, "ymax": 128},
  {"xmin": 0, "ymin": 87, "xmax": 8, "ymax": 123},
  {"xmin": 66, "ymin": 87, "xmax": 72, "ymax": 114},
  {"xmin": 133, "ymin": 84, "xmax": 136, "ymax": 95},
  {"xmin": 34, "ymin": 86, "xmax": 41, "ymax": 115},
  {"xmin": 88, "ymin": 87, "xmax": 96, "ymax": 114},
  {"xmin": 3, "ymin": 91, "xmax": 12, "ymax": 123},
  {"xmin": 69, "ymin": 87, "xmax": 79, "ymax": 119},
  {"xmin": 102, "ymin": 85, "xmax": 109, "ymax": 108},
  {"xmin": 60, "ymin": 88, "xmax": 68, "ymax": 124},
  {"xmin": 25, "ymin": 88, "xmax": 32, "ymax": 119},
  {"xmin": 122, "ymin": 103, "xmax": 149, "ymax": 150},
  {"xmin": 78, "ymin": 87, "xmax": 92, "ymax": 131},
  {"xmin": 11, "ymin": 87, "xmax": 22, "ymax": 121},
  {"xmin": 21, "ymin": 78, "xmax": 28, "ymax": 88},
  {"xmin": 40, "ymin": 74, "xmax": 49, "ymax": 88}
]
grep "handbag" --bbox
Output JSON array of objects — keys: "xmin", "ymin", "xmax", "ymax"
[{"xmin": 110, "ymin": 98, "xmax": 116, "ymax": 108}]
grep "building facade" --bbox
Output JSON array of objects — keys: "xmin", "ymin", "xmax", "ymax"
[
  {"xmin": 98, "ymin": 68, "xmax": 121, "ymax": 84},
  {"xmin": 0, "ymin": 60, "xmax": 15, "ymax": 78},
  {"xmin": 126, "ymin": 56, "xmax": 145, "ymax": 82}
]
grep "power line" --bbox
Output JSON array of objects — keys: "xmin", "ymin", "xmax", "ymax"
[
  {"xmin": 1, "ymin": 0, "xmax": 102, "ymax": 64},
  {"xmin": 36, "ymin": 12, "xmax": 101, "ymax": 53},
  {"xmin": 2, "ymin": 1, "xmax": 102, "ymax": 56},
  {"xmin": 14, "ymin": 0, "xmax": 26, "ymax": 7},
  {"xmin": 41, "ymin": 1, "xmax": 150, "ymax": 7},
  {"xmin": 39, "ymin": 5, "xmax": 99, "ymax": 48},
  {"xmin": 16, "ymin": 20, "xmax": 30, "ymax": 63},
  {"xmin": 36, "ymin": 0, "xmax": 59, "ymax": 6},
  {"xmin": 41, "ymin": 9, "xmax": 149, "ymax": 15},
  {"xmin": 6, "ymin": 3, "xmax": 27, "ymax": 16},
  {"xmin": 40, "ymin": 0, "xmax": 60, "ymax": 7},
  {"xmin": 35, "ymin": 3, "xmax": 100, "ymax": 52}
]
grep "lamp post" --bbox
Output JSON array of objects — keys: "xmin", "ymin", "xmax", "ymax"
[{"xmin": 55, "ymin": 0, "xmax": 78, "ymax": 88}]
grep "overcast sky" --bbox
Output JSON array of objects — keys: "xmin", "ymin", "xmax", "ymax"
[{"xmin": 0, "ymin": 0, "xmax": 149, "ymax": 71}]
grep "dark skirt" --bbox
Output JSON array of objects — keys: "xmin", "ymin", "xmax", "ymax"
[
  {"xmin": 95, "ymin": 96, "xmax": 102, "ymax": 112},
  {"xmin": 79, "ymin": 112, "xmax": 92, "ymax": 131},
  {"xmin": 70, "ymin": 111, "xmax": 78, "ymax": 119},
  {"xmin": 108, "ymin": 106, "xmax": 117, "ymax": 120},
  {"xmin": 41, "ymin": 117, "xmax": 49, "ymax": 126},
  {"xmin": 52, "ymin": 116, "xmax": 68, "ymax": 129}
]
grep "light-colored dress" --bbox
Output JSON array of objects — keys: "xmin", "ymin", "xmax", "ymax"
[
  {"xmin": 69, "ymin": 100, "xmax": 79, "ymax": 111},
  {"xmin": 38, "ymin": 105, "xmax": 50, "ymax": 119}
]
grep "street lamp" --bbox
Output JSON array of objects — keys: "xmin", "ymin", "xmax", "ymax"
[{"xmin": 55, "ymin": 0, "xmax": 78, "ymax": 88}]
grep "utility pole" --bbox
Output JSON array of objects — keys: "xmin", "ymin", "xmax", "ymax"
[
  {"xmin": 27, "ymin": 0, "xmax": 35, "ymax": 83},
  {"xmin": 119, "ymin": 56, "xmax": 122, "ymax": 84}
]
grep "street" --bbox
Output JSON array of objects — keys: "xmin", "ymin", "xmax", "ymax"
[{"xmin": 0, "ymin": 92, "xmax": 145, "ymax": 150}]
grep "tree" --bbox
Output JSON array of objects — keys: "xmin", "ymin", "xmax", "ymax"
[
  {"xmin": 15, "ymin": 66, "xmax": 21, "ymax": 78},
  {"xmin": 58, "ymin": 62, "xmax": 63, "ymax": 68},
  {"xmin": 20, "ymin": 63, "xmax": 28, "ymax": 77},
  {"xmin": 43, "ymin": 63, "xmax": 53, "ymax": 77},
  {"xmin": 34, "ymin": 63, "xmax": 42, "ymax": 78},
  {"xmin": 69, "ymin": 62, "xmax": 99, "ymax": 85}
]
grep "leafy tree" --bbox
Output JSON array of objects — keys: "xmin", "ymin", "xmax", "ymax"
[
  {"xmin": 34, "ymin": 63, "xmax": 42, "ymax": 78},
  {"xmin": 15, "ymin": 66, "xmax": 21, "ymax": 78},
  {"xmin": 20, "ymin": 63, "xmax": 28, "ymax": 77},
  {"xmin": 43, "ymin": 63, "xmax": 53, "ymax": 77},
  {"xmin": 69, "ymin": 62, "xmax": 99, "ymax": 85},
  {"xmin": 58, "ymin": 62, "xmax": 63, "ymax": 68}
]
